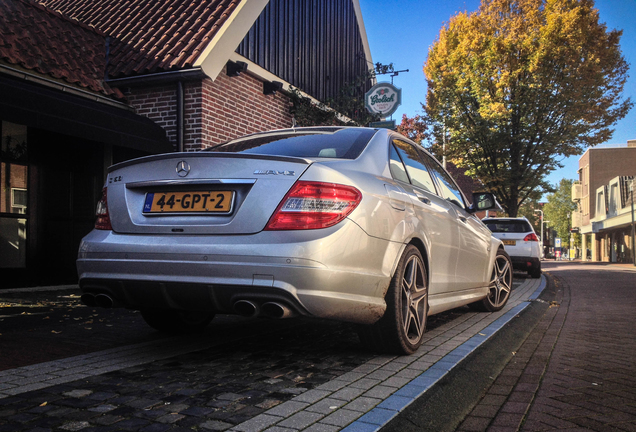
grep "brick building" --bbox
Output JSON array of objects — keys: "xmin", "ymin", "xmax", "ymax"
[
  {"xmin": 571, "ymin": 141, "xmax": 636, "ymax": 263},
  {"xmin": 0, "ymin": 0, "xmax": 373, "ymax": 287}
]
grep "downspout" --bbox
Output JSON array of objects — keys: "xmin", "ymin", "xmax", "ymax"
[{"xmin": 177, "ymin": 81, "xmax": 184, "ymax": 152}]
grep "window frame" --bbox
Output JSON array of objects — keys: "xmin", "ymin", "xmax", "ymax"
[
  {"xmin": 388, "ymin": 134, "xmax": 469, "ymax": 210},
  {"xmin": 390, "ymin": 138, "xmax": 438, "ymax": 195},
  {"xmin": 420, "ymin": 152, "xmax": 468, "ymax": 210}
]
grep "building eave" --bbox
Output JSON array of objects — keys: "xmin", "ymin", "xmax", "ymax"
[
  {"xmin": 352, "ymin": 0, "xmax": 375, "ymax": 83},
  {"xmin": 193, "ymin": 0, "xmax": 270, "ymax": 81}
]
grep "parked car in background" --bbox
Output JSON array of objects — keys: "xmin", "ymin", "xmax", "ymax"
[
  {"xmin": 77, "ymin": 126, "xmax": 512, "ymax": 355},
  {"xmin": 483, "ymin": 217, "xmax": 541, "ymax": 278}
]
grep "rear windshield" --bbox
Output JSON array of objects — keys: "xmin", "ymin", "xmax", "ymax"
[
  {"xmin": 206, "ymin": 128, "xmax": 377, "ymax": 159},
  {"xmin": 485, "ymin": 220, "xmax": 532, "ymax": 233}
]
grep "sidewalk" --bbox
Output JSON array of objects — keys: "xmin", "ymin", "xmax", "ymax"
[
  {"xmin": 456, "ymin": 262, "xmax": 636, "ymax": 432},
  {"xmin": 0, "ymin": 278, "xmax": 545, "ymax": 431}
]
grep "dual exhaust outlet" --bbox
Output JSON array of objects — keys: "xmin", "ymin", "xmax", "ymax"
[
  {"xmin": 81, "ymin": 293, "xmax": 117, "ymax": 308},
  {"xmin": 233, "ymin": 300, "xmax": 296, "ymax": 319},
  {"xmin": 81, "ymin": 294, "xmax": 295, "ymax": 320}
]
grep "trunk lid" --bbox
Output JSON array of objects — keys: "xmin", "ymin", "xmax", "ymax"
[{"xmin": 105, "ymin": 153, "xmax": 311, "ymax": 235}]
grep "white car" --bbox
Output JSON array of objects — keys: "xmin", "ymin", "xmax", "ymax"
[{"xmin": 483, "ymin": 217, "xmax": 541, "ymax": 278}]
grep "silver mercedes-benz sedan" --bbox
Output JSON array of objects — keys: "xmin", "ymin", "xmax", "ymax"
[{"xmin": 77, "ymin": 126, "xmax": 512, "ymax": 355}]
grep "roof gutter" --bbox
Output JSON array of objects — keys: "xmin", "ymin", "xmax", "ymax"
[
  {"xmin": 0, "ymin": 63, "xmax": 131, "ymax": 110},
  {"xmin": 105, "ymin": 68, "xmax": 206, "ymax": 88}
]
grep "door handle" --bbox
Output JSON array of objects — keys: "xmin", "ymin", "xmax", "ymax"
[
  {"xmin": 415, "ymin": 193, "xmax": 431, "ymax": 205},
  {"xmin": 458, "ymin": 216, "xmax": 467, "ymax": 223}
]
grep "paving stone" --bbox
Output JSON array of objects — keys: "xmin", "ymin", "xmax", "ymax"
[
  {"xmin": 305, "ymin": 397, "xmax": 346, "ymax": 415},
  {"xmin": 229, "ymin": 413, "xmax": 280, "ymax": 432},
  {"xmin": 303, "ymin": 423, "xmax": 341, "ymax": 432},
  {"xmin": 277, "ymin": 411, "xmax": 324, "ymax": 429},
  {"xmin": 199, "ymin": 419, "xmax": 234, "ymax": 431},
  {"xmin": 266, "ymin": 400, "xmax": 309, "ymax": 417},
  {"xmin": 58, "ymin": 421, "xmax": 90, "ymax": 431},
  {"xmin": 319, "ymin": 408, "xmax": 362, "ymax": 427},
  {"xmin": 362, "ymin": 385, "xmax": 396, "ymax": 400},
  {"xmin": 139, "ymin": 424, "xmax": 172, "ymax": 432}
]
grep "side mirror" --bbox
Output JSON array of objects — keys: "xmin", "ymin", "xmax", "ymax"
[{"xmin": 468, "ymin": 192, "xmax": 500, "ymax": 213}]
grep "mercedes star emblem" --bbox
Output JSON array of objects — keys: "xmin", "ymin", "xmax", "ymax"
[{"xmin": 176, "ymin": 161, "xmax": 190, "ymax": 177}]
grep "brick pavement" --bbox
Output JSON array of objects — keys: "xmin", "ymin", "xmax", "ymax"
[
  {"xmin": 0, "ymin": 277, "xmax": 545, "ymax": 432},
  {"xmin": 457, "ymin": 262, "xmax": 636, "ymax": 432}
]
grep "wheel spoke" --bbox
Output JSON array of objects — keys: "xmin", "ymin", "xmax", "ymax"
[
  {"xmin": 488, "ymin": 255, "xmax": 512, "ymax": 307},
  {"xmin": 401, "ymin": 256, "xmax": 427, "ymax": 343}
]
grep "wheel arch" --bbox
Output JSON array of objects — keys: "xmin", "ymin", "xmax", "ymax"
[{"xmin": 406, "ymin": 237, "xmax": 430, "ymax": 286}]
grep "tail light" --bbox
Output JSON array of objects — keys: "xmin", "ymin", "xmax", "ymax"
[
  {"xmin": 524, "ymin": 233, "xmax": 539, "ymax": 242},
  {"xmin": 95, "ymin": 187, "xmax": 112, "ymax": 230},
  {"xmin": 265, "ymin": 181, "xmax": 362, "ymax": 230}
]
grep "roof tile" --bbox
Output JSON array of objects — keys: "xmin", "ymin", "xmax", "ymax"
[
  {"xmin": 39, "ymin": 0, "xmax": 242, "ymax": 78},
  {"xmin": 0, "ymin": 0, "xmax": 123, "ymax": 98}
]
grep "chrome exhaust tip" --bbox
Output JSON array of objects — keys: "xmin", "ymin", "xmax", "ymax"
[
  {"xmin": 80, "ymin": 293, "xmax": 97, "ymax": 307},
  {"xmin": 234, "ymin": 300, "xmax": 259, "ymax": 317},
  {"xmin": 95, "ymin": 293, "xmax": 115, "ymax": 308},
  {"xmin": 261, "ymin": 302, "xmax": 296, "ymax": 319}
]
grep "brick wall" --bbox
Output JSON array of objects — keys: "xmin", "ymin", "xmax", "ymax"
[
  {"xmin": 127, "ymin": 68, "xmax": 292, "ymax": 152},
  {"xmin": 126, "ymin": 85, "xmax": 178, "ymax": 147}
]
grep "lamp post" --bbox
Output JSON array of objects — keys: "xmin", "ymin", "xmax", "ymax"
[{"xmin": 534, "ymin": 209, "xmax": 544, "ymax": 259}]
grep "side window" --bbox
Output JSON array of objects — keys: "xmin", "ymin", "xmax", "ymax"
[
  {"xmin": 392, "ymin": 140, "xmax": 436, "ymax": 194},
  {"xmin": 423, "ymin": 154, "xmax": 466, "ymax": 208},
  {"xmin": 389, "ymin": 144, "xmax": 410, "ymax": 183}
]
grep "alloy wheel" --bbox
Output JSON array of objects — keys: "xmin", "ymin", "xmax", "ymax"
[
  {"xmin": 488, "ymin": 254, "xmax": 512, "ymax": 308},
  {"xmin": 401, "ymin": 255, "xmax": 428, "ymax": 344}
]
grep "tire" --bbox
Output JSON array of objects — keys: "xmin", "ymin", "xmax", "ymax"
[
  {"xmin": 358, "ymin": 245, "xmax": 428, "ymax": 355},
  {"xmin": 470, "ymin": 249, "xmax": 513, "ymax": 312},
  {"xmin": 140, "ymin": 309, "xmax": 214, "ymax": 333}
]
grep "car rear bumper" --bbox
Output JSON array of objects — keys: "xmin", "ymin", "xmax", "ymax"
[
  {"xmin": 509, "ymin": 256, "xmax": 541, "ymax": 271},
  {"xmin": 76, "ymin": 220, "xmax": 401, "ymax": 324}
]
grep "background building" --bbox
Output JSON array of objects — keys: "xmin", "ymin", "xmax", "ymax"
[{"xmin": 571, "ymin": 140, "xmax": 636, "ymax": 263}]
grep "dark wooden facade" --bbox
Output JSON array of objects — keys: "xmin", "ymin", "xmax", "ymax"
[{"xmin": 237, "ymin": 0, "xmax": 371, "ymax": 101}]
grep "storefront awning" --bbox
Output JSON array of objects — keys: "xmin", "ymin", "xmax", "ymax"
[{"xmin": 0, "ymin": 74, "xmax": 173, "ymax": 154}]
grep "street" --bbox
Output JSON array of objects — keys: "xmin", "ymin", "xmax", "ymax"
[{"xmin": 0, "ymin": 262, "xmax": 634, "ymax": 431}]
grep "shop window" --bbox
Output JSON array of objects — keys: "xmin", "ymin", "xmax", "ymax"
[
  {"xmin": 1, "ymin": 121, "xmax": 28, "ymax": 268},
  {"xmin": 11, "ymin": 188, "xmax": 27, "ymax": 213}
]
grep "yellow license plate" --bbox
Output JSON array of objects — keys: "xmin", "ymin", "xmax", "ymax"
[
  {"xmin": 503, "ymin": 240, "xmax": 516, "ymax": 246},
  {"xmin": 143, "ymin": 191, "xmax": 233, "ymax": 213}
]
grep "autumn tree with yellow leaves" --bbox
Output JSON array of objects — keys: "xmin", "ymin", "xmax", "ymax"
[{"xmin": 424, "ymin": 0, "xmax": 632, "ymax": 216}]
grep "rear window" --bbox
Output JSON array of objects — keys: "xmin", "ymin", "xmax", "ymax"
[
  {"xmin": 485, "ymin": 220, "xmax": 533, "ymax": 233},
  {"xmin": 206, "ymin": 128, "xmax": 377, "ymax": 159}
]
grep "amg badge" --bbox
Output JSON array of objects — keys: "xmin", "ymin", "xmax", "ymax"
[{"xmin": 254, "ymin": 170, "xmax": 296, "ymax": 176}]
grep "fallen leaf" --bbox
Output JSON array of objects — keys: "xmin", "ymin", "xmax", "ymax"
[
  {"xmin": 40, "ymin": 402, "xmax": 47, "ymax": 407},
  {"xmin": 52, "ymin": 330, "xmax": 62, "ymax": 334}
]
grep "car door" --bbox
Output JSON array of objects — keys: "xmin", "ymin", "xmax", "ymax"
[
  {"xmin": 423, "ymin": 157, "xmax": 493, "ymax": 290},
  {"xmin": 391, "ymin": 139, "xmax": 459, "ymax": 294}
]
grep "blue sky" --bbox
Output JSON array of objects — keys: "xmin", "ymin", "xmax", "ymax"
[{"xmin": 358, "ymin": 0, "xmax": 636, "ymax": 191}]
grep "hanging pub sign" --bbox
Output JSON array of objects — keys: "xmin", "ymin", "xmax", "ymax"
[{"xmin": 364, "ymin": 82, "xmax": 402, "ymax": 117}]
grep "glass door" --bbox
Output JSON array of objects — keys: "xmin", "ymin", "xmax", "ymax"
[{"xmin": 0, "ymin": 121, "xmax": 28, "ymax": 270}]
